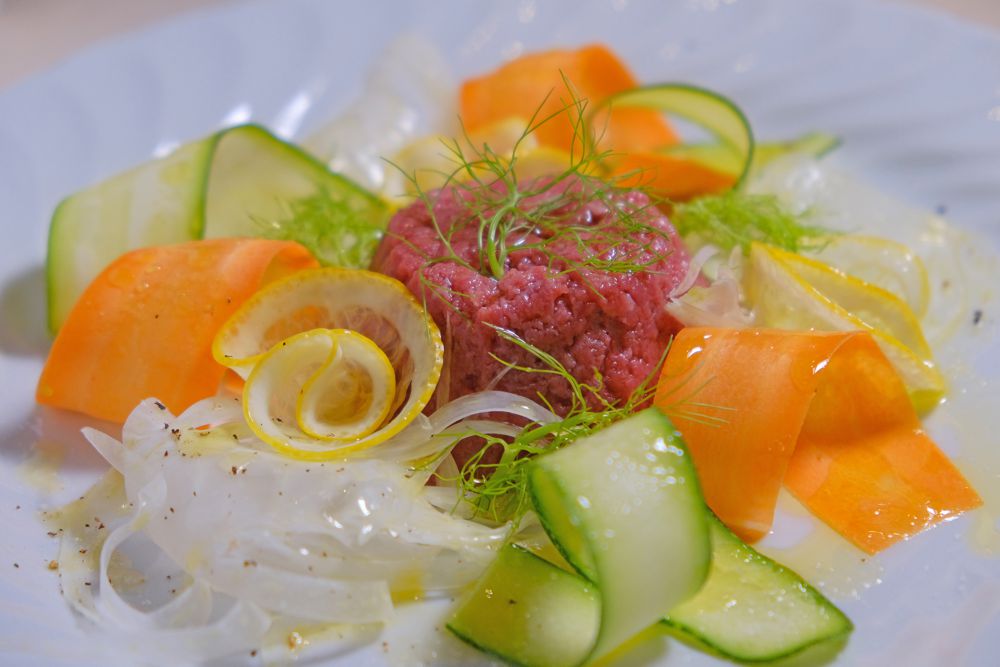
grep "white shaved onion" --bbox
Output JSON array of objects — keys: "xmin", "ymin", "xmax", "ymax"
[
  {"xmin": 57, "ymin": 387, "xmax": 556, "ymax": 663},
  {"xmin": 667, "ymin": 247, "xmax": 755, "ymax": 328}
]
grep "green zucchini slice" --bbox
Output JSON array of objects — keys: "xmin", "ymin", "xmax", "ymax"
[
  {"xmin": 599, "ymin": 83, "xmax": 755, "ymax": 186},
  {"xmin": 658, "ymin": 131, "xmax": 840, "ymax": 180},
  {"xmin": 448, "ymin": 408, "xmax": 712, "ymax": 667},
  {"xmin": 447, "ymin": 544, "xmax": 600, "ymax": 667},
  {"xmin": 752, "ymin": 131, "xmax": 841, "ymax": 171},
  {"xmin": 46, "ymin": 124, "xmax": 387, "ymax": 333},
  {"xmin": 447, "ymin": 410, "xmax": 853, "ymax": 666},
  {"xmin": 665, "ymin": 516, "xmax": 853, "ymax": 663}
]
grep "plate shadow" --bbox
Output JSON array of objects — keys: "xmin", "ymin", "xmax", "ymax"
[{"xmin": 0, "ymin": 264, "xmax": 51, "ymax": 358}]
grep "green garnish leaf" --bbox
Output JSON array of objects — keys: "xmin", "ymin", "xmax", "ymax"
[
  {"xmin": 440, "ymin": 325, "xmax": 659, "ymax": 525},
  {"xmin": 257, "ymin": 182, "xmax": 390, "ymax": 268},
  {"xmin": 673, "ymin": 191, "xmax": 831, "ymax": 254},
  {"xmin": 440, "ymin": 326, "xmax": 731, "ymax": 526},
  {"xmin": 392, "ymin": 77, "xmax": 678, "ymax": 284},
  {"xmin": 388, "ymin": 80, "xmax": 742, "ymax": 523}
]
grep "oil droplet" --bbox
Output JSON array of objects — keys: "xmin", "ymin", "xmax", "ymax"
[
  {"xmin": 970, "ymin": 512, "xmax": 1000, "ymax": 556},
  {"xmin": 760, "ymin": 492, "xmax": 884, "ymax": 600},
  {"xmin": 19, "ymin": 440, "xmax": 64, "ymax": 493},
  {"xmin": 936, "ymin": 385, "xmax": 1000, "ymax": 557},
  {"xmin": 391, "ymin": 568, "xmax": 426, "ymax": 604}
]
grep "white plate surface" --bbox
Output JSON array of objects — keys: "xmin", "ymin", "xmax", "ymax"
[{"xmin": 1, "ymin": 0, "xmax": 999, "ymax": 665}]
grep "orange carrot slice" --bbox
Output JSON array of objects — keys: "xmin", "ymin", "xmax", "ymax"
[
  {"xmin": 654, "ymin": 327, "xmax": 981, "ymax": 553},
  {"xmin": 608, "ymin": 152, "xmax": 737, "ymax": 202},
  {"xmin": 459, "ymin": 44, "xmax": 677, "ymax": 154},
  {"xmin": 37, "ymin": 239, "xmax": 317, "ymax": 423}
]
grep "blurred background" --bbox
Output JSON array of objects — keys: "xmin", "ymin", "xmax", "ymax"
[{"xmin": 1, "ymin": 0, "xmax": 999, "ymax": 89}]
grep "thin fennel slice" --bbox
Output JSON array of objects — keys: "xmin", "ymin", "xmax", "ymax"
[
  {"xmin": 749, "ymin": 155, "xmax": 971, "ymax": 347},
  {"xmin": 60, "ymin": 390, "xmax": 551, "ymax": 664},
  {"xmin": 46, "ymin": 470, "xmax": 271, "ymax": 664},
  {"xmin": 303, "ymin": 35, "xmax": 456, "ymax": 192},
  {"xmin": 80, "ymin": 398, "xmax": 509, "ymax": 621},
  {"xmin": 52, "ymin": 389, "xmax": 562, "ymax": 665}
]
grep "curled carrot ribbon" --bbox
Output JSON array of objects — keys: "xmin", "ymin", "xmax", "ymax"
[{"xmin": 654, "ymin": 327, "xmax": 981, "ymax": 554}]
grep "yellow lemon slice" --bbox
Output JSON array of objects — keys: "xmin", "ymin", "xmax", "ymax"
[
  {"xmin": 511, "ymin": 146, "xmax": 576, "ymax": 181},
  {"xmin": 213, "ymin": 268, "xmax": 444, "ymax": 460},
  {"xmin": 746, "ymin": 242, "xmax": 945, "ymax": 413},
  {"xmin": 244, "ymin": 329, "xmax": 396, "ymax": 453},
  {"xmin": 805, "ymin": 235, "xmax": 930, "ymax": 318}
]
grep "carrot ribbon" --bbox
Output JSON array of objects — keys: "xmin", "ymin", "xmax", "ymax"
[
  {"xmin": 654, "ymin": 327, "xmax": 981, "ymax": 554},
  {"xmin": 460, "ymin": 44, "xmax": 737, "ymax": 201},
  {"xmin": 37, "ymin": 238, "xmax": 317, "ymax": 423},
  {"xmin": 460, "ymin": 44, "xmax": 677, "ymax": 154}
]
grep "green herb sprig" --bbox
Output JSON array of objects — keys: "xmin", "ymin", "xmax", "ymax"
[
  {"xmin": 257, "ymin": 183, "xmax": 389, "ymax": 268},
  {"xmin": 672, "ymin": 191, "xmax": 831, "ymax": 254},
  {"xmin": 389, "ymin": 80, "xmax": 679, "ymax": 287},
  {"xmin": 435, "ymin": 326, "xmax": 732, "ymax": 525}
]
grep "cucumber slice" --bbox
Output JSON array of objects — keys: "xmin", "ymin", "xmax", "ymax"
[
  {"xmin": 203, "ymin": 125, "xmax": 388, "ymax": 270},
  {"xmin": 448, "ymin": 408, "xmax": 712, "ymax": 667},
  {"xmin": 659, "ymin": 142, "xmax": 744, "ymax": 175},
  {"xmin": 753, "ymin": 131, "xmax": 840, "ymax": 171},
  {"xmin": 665, "ymin": 517, "xmax": 853, "ymax": 662},
  {"xmin": 47, "ymin": 135, "xmax": 214, "ymax": 334},
  {"xmin": 598, "ymin": 84, "xmax": 755, "ymax": 186},
  {"xmin": 448, "ymin": 411, "xmax": 853, "ymax": 666},
  {"xmin": 658, "ymin": 132, "xmax": 840, "ymax": 181},
  {"xmin": 47, "ymin": 124, "xmax": 387, "ymax": 333},
  {"xmin": 447, "ymin": 544, "xmax": 600, "ymax": 667}
]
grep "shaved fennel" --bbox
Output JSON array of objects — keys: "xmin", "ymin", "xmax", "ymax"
[{"xmin": 52, "ymin": 388, "xmax": 558, "ymax": 663}]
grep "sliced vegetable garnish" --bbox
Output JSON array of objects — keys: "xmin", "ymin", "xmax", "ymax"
[
  {"xmin": 454, "ymin": 47, "xmax": 758, "ymax": 202},
  {"xmin": 805, "ymin": 234, "xmax": 930, "ymax": 318},
  {"xmin": 654, "ymin": 327, "xmax": 982, "ymax": 553},
  {"xmin": 746, "ymin": 242, "xmax": 945, "ymax": 412},
  {"xmin": 659, "ymin": 132, "xmax": 838, "ymax": 177},
  {"xmin": 658, "ymin": 142, "xmax": 746, "ymax": 175},
  {"xmin": 36, "ymin": 238, "xmax": 317, "ymax": 423},
  {"xmin": 73, "ymin": 396, "xmax": 510, "ymax": 643},
  {"xmin": 748, "ymin": 155, "xmax": 974, "ymax": 347},
  {"xmin": 243, "ymin": 328, "xmax": 397, "ymax": 456},
  {"xmin": 448, "ymin": 544, "xmax": 600, "ymax": 667},
  {"xmin": 673, "ymin": 191, "xmax": 830, "ymax": 253},
  {"xmin": 751, "ymin": 131, "xmax": 840, "ymax": 171},
  {"xmin": 597, "ymin": 83, "xmax": 755, "ymax": 189},
  {"xmin": 664, "ymin": 516, "xmax": 853, "ymax": 662},
  {"xmin": 459, "ymin": 44, "xmax": 677, "ymax": 155},
  {"xmin": 449, "ymin": 408, "xmax": 712, "ymax": 667},
  {"xmin": 384, "ymin": 118, "xmax": 579, "ymax": 200},
  {"xmin": 607, "ymin": 152, "xmax": 737, "ymax": 202},
  {"xmin": 212, "ymin": 268, "xmax": 444, "ymax": 460},
  {"xmin": 48, "ymin": 124, "xmax": 387, "ymax": 333}
]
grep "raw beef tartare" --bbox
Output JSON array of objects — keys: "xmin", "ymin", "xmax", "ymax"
[{"xmin": 372, "ymin": 176, "xmax": 692, "ymax": 424}]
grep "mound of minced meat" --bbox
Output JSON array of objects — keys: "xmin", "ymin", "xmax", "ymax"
[{"xmin": 372, "ymin": 177, "xmax": 691, "ymax": 465}]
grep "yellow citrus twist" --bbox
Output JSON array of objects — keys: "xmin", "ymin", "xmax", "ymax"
[
  {"xmin": 746, "ymin": 242, "xmax": 945, "ymax": 413},
  {"xmin": 212, "ymin": 268, "xmax": 444, "ymax": 460}
]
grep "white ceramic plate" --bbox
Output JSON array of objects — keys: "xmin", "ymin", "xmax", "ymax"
[{"xmin": 1, "ymin": 0, "xmax": 999, "ymax": 665}]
